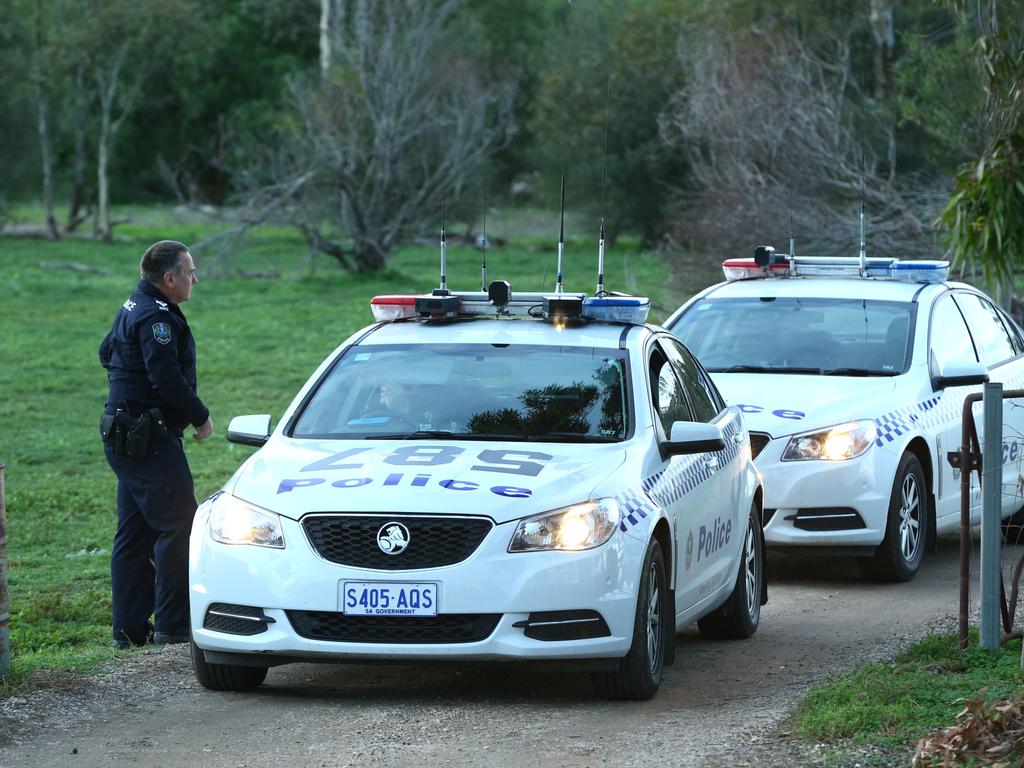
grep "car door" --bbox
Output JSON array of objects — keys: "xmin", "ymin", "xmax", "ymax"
[
  {"xmin": 929, "ymin": 292, "xmax": 985, "ymax": 526},
  {"xmin": 652, "ymin": 337, "xmax": 738, "ymax": 613},
  {"xmin": 952, "ymin": 292, "xmax": 1024, "ymax": 520}
]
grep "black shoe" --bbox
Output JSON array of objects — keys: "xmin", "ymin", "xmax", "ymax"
[
  {"xmin": 153, "ymin": 629, "xmax": 191, "ymax": 644},
  {"xmin": 114, "ymin": 623, "xmax": 154, "ymax": 649}
]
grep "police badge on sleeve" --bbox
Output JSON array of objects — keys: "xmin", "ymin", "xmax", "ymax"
[{"xmin": 152, "ymin": 322, "xmax": 172, "ymax": 345}]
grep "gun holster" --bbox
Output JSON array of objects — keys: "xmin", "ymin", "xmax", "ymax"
[{"xmin": 100, "ymin": 407, "xmax": 168, "ymax": 460}]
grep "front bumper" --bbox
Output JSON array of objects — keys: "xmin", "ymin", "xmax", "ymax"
[
  {"xmin": 189, "ymin": 509, "xmax": 643, "ymax": 662},
  {"xmin": 756, "ymin": 438, "xmax": 898, "ymax": 548}
]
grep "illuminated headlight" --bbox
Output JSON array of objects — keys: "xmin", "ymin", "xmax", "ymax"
[
  {"xmin": 781, "ymin": 420, "xmax": 878, "ymax": 462},
  {"xmin": 208, "ymin": 492, "xmax": 285, "ymax": 548},
  {"xmin": 508, "ymin": 499, "xmax": 620, "ymax": 552}
]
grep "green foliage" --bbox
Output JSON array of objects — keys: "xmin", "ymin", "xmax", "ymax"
[
  {"xmin": 798, "ymin": 631, "xmax": 1024, "ymax": 751},
  {"xmin": 0, "ymin": 206, "xmax": 675, "ymax": 691}
]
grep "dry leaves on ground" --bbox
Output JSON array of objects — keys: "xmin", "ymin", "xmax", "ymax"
[{"xmin": 913, "ymin": 696, "xmax": 1024, "ymax": 767}]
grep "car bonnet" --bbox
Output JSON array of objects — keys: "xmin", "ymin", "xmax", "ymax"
[
  {"xmin": 712, "ymin": 373, "xmax": 901, "ymax": 438},
  {"xmin": 227, "ymin": 438, "xmax": 630, "ymax": 524}
]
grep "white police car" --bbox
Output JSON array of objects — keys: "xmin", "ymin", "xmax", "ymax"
[
  {"xmin": 665, "ymin": 248, "xmax": 1024, "ymax": 582},
  {"xmin": 189, "ymin": 283, "xmax": 765, "ymax": 699}
]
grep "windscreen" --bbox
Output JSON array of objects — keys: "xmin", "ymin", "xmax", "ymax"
[
  {"xmin": 669, "ymin": 297, "xmax": 915, "ymax": 376},
  {"xmin": 290, "ymin": 343, "xmax": 629, "ymax": 441}
]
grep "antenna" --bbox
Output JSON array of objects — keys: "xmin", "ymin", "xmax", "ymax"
[
  {"xmin": 597, "ymin": 72, "xmax": 611, "ymax": 296},
  {"xmin": 556, "ymin": 170, "xmax": 565, "ymax": 294},
  {"xmin": 859, "ymin": 201, "xmax": 867, "ymax": 276},
  {"xmin": 788, "ymin": 212, "xmax": 795, "ymax": 259},
  {"xmin": 438, "ymin": 199, "xmax": 448, "ymax": 293},
  {"xmin": 480, "ymin": 199, "xmax": 488, "ymax": 291}
]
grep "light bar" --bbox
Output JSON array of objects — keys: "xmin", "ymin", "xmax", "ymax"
[
  {"xmin": 722, "ymin": 255, "xmax": 950, "ymax": 284},
  {"xmin": 582, "ymin": 296, "xmax": 650, "ymax": 324},
  {"xmin": 370, "ymin": 295, "xmax": 418, "ymax": 322}
]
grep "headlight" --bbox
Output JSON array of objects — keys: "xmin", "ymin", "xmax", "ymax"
[
  {"xmin": 508, "ymin": 499, "xmax": 620, "ymax": 552},
  {"xmin": 208, "ymin": 492, "xmax": 285, "ymax": 548},
  {"xmin": 781, "ymin": 420, "xmax": 877, "ymax": 462}
]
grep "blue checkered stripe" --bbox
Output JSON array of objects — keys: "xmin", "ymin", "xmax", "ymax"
[
  {"xmin": 873, "ymin": 393, "xmax": 946, "ymax": 446},
  {"xmin": 872, "ymin": 369, "xmax": 1024, "ymax": 446},
  {"xmin": 617, "ymin": 418, "xmax": 744, "ymax": 532}
]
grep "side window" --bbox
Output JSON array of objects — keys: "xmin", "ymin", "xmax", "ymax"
[
  {"xmin": 953, "ymin": 293, "xmax": 1017, "ymax": 367},
  {"xmin": 662, "ymin": 338, "xmax": 722, "ymax": 422},
  {"xmin": 649, "ymin": 349, "xmax": 691, "ymax": 434},
  {"xmin": 929, "ymin": 294, "xmax": 978, "ymax": 376},
  {"xmin": 999, "ymin": 310, "xmax": 1024, "ymax": 356}
]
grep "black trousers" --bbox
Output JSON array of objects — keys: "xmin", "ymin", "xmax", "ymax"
[{"xmin": 104, "ymin": 433, "xmax": 197, "ymax": 645}]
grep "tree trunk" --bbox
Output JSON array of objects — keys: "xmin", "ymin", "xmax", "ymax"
[
  {"xmin": 35, "ymin": 90, "xmax": 59, "ymax": 240},
  {"xmin": 320, "ymin": 0, "xmax": 331, "ymax": 75},
  {"xmin": 869, "ymin": 0, "xmax": 895, "ymax": 100},
  {"xmin": 66, "ymin": 64, "xmax": 88, "ymax": 233},
  {"xmin": 97, "ymin": 108, "xmax": 111, "ymax": 242}
]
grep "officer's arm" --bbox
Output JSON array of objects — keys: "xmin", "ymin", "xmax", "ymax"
[
  {"xmin": 138, "ymin": 317, "xmax": 210, "ymax": 428},
  {"xmin": 99, "ymin": 330, "xmax": 114, "ymax": 369}
]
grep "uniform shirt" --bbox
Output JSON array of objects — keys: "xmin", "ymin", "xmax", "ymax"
[{"xmin": 100, "ymin": 279, "xmax": 209, "ymax": 433}]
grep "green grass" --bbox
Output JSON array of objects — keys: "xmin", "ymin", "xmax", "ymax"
[
  {"xmin": 0, "ymin": 203, "xmax": 682, "ymax": 692},
  {"xmin": 796, "ymin": 631, "xmax": 1024, "ymax": 765}
]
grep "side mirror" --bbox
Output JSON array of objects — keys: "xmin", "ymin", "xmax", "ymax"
[
  {"xmin": 227, "ymin": 414, "xmax": 273, "ymax": 446},
  {"xmin": 663, "ymin": 421, "xmax": 726, "ymax": 457},
  {"xmin": 933, "ymin": 360, "xmax": 989, "ymax": 390}
]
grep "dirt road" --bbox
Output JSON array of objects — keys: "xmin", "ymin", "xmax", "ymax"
[{"xmin": 0, "ymin": 540, "xmax": 1001, "ymax": 768}]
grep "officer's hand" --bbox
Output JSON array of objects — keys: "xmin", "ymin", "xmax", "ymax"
[{"xmin": 193, "ymin": 417, "xmax": 213, "ymax": 441}]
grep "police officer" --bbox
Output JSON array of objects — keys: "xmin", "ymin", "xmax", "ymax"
[{"xmin": 99, "ymin": 240, "xmax": 212, "ymax": 648}]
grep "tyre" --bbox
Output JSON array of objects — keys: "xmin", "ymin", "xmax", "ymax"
[
  {"xmin": 697, "ymin": 502, "xmax": 764, "ymax": 640},
  {"xmin": 191, "ymin": 639, "xmax": 268, "ymax": 692},
  {"xmin": 592, "ymin": 538, "xmax": 668, "ymax": 700},
  {"xmin": 861, "ymin": 452, "xmax": 927, "ymax": 583}
]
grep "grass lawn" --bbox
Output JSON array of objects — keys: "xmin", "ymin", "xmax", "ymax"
[{"xmin": 0, "ymin": 204, "xmax": 688, "ymax": 691}]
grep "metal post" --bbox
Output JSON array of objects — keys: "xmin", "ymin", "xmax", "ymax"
[
  {"xmin": 0, "ymin": 462, "xmax": 8, "ymax": 677},
  {"xmin": 981, "ymin": 383, "xmax": 1002, "ymax": 650}
]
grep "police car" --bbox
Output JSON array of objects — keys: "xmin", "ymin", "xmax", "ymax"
[
  {"xmin": 665, "ymin": 248, "xmax": 1024, "ymax": 582},
  {"xmin": 189, "ymin": 280, "xmax": 765, "ymax": 699}
]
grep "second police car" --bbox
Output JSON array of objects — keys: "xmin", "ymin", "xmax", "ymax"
[
  {"xmin": 665, "ymin": 247, "xmax": 1024, "ymax": 582},
  {"xmin": 189, "ymin": 279, "xmax": 766, "ymax": 699}
]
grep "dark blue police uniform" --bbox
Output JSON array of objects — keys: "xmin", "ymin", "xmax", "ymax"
[{"xmin": 100, "ymin": 279, "xmax": 209, "ymax": 647}]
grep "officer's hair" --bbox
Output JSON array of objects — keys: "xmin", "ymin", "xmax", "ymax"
[{"xmin": 140, "ymin": 240, "xmax": 189, "ymax": 284}]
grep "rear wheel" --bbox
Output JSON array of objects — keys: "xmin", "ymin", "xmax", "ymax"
[
  {"xmin": 191, "ymin": 640, "xmax": 268, "ymax": 692},
  {"xmin": 592, "ymin": 538, "xmax": 667, "ymax": 700},
  {"xmin": 697, "ymin": 502, "xmax": 764, "ymax": 639},
  {"xmin": 860, "ymin": 452, "xmax": 927, "ymax": 582}
]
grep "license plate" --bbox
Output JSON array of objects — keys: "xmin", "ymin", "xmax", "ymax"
[{"xmin": 341, "ymin": 581, "xmax": 438, "ymax": 617}]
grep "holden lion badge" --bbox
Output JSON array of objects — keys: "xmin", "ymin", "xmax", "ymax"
[{"xmin": 377, "ymin": 522, "xmax": 410, "ymax": 555}]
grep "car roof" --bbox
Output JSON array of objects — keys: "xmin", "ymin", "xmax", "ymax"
[
  {"xmin": 700, "ymin": 276, "xmax": 947, "ymax": 303},
  {"xmin": 359, "ymin": 318, "xmax": 639, "ymax": 348}
]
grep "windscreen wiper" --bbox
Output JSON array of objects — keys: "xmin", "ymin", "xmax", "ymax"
[
  {"xmin": 824, "ymin": 367, "xmax": 899, "ymax": 377},
  {"xmin": 711, "ymin": 364, "xmax": 823, "ymax": 375},
  {"xmin": 366, "ymin": 431, "xmax": 530, "ymax": 441},
  {"xmin": 527, "ymin": 432, "xmax": 619, "ymax": 443}
]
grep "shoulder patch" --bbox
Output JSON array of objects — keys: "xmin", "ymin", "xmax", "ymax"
[{"xmin": 152, "ymin": 322, "xmax": 172, "ymax": 345}]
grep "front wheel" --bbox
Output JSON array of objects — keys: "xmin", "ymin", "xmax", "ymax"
[
  {"xmin": 860, "ymin": 452, "xmax": 927, "ymax": 582},
  {"xmin": 191, "ymin": 640, "xmax": 268, "ymax": 692},
  {"xmin": 697, "ymin": 501, "xmax": 764, "ymax": 639},
  {"xmin": 592, "ymin": 538, "xmax": 667, "ymax": 700}
]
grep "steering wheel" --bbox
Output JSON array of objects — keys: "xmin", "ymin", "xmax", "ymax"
[{"xmin": 356, "ymin": 409, "xmax": 417, "ymax": 431}]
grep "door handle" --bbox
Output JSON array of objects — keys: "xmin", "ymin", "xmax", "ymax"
[{"xmin": 705, "ymin": 456, "xmax": 719, "ymax": 470}]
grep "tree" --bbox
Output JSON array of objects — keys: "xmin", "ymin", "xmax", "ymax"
[
  {"xmin": 225, "ymin": 0, "xmax": 514, "ymax": 272},
  {"xmin": 660, "ymin": 33, "xmax": 946, "ymax": 259},
  {"xmin": 937, "ymin": 0, "xmax": 1024, "ymax": 304}
]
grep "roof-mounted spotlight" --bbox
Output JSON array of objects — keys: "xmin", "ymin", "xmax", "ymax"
[
  {"xmin": 488, "ymin": 280, "xmax": 511, "ymax": 309},
  {"xmin": 415, "ymin": 294, "xmax": 462, "ymax": 318}
]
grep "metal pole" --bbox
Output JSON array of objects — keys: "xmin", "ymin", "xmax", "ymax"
[
  {"xmin": 959, "ymin": 394, "xmax": 981, "ymax": 650},
  {"xmin": 981, "ymin": 383, "xmax": 1002, "ymax": 650},
  {"xmin": 0, "ymin": 462, "xmax": 8, "ymax": 677}
]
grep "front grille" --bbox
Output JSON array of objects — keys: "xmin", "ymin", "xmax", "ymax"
[
  {"xmin": 203, "ymin": 602, "xmax": 269, "ymax": 636},
  {"xmin": 749, "ymin": 432, "xmax": 771, "ymax": 460},
  {"xmin": 287, "ymin": 611, "xmax": 501, "ymax": 644},
  {"xmin": 302, "ymin": 514, "xmax": 493, "ymax": 570},
  {"xmin": 786, "ymin": 507, "xmax": 865, "ymax": 532}
]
